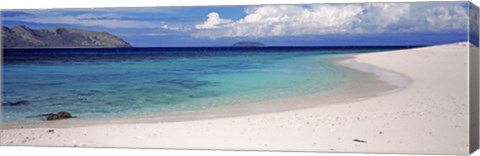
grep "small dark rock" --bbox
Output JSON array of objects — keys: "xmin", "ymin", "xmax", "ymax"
[
  {"xmin": 353, "ymin": 139, "xmax": 367, "ymax": 143},
  {"xmin": 47, "ymin": 129, "xmax": 55, "ymax": 133},
  {"xmin": 45, "ymin": 112, "xmax": 73, "ymax": 121}
]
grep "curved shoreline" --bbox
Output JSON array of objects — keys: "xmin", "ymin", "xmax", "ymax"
[
  {"xmin": 338, "ymin": 57, "xmax": 412, "ymax": 88},
  {"xmin": 336, "ymin": 55, "xmax": 413, "ymax": 95},
  {"xmin": 1, "ymin": 55, "xmax": 401, "ymax": 129},
  {"xmin": 1, "ymin": 43, "xmax": 470, "ymax": 154}
]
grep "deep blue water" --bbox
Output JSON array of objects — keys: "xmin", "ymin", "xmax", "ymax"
[{"xmin": 2, "ymin": 46, "xmax": 416, "ymax": 124}]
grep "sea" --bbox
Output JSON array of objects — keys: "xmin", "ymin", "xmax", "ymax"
[{"xmin": 1, "ymin": 46, "xmax": 417, "ymax": 125}]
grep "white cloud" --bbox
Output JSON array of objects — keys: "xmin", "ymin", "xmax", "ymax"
[
  {"xmin": 424, "ymin": 6, "xmax": 469, "ymax": 32},
  {"xmin": 357, "ymin": 3, "xmax": 411, "ymax": 32},
  {"xmin": 3, "ymin": 12, "xmax": 164, "ymax": 29},
  {"xmin": 4, "ymin": 2, "xmax": 469, "ymax": 39},
  {"xmin": 193, "ymin": 3, "xmax": 469, "ymax": 38},
  {"xmin": 195, "ymin": 12, "xmax": 232, "ymax": 29},
  {"xmin": 470, "ymin": 4, "xmax": 479, "ymax": 36},
  {"xmin": 161, "ymin": 24, "xmax": 191, "ymax": 32}
]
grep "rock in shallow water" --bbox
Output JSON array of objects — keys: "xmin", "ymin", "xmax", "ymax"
[{"xmin": 45, "ymin": 112, "xmax": 73, "ymax": 121}]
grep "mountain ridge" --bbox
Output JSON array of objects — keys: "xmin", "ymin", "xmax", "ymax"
[{"xmin": 2, "ymin": 25, "xmax": 132, "ymax": 48}]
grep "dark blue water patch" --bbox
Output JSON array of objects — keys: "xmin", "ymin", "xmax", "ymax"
[
  {"xmin": 30, "ymin": 82, "xmax": 67, "ymax": 86},
  {"xmin": 2, "ymin": 100, "xmax": 30, "ymax": 106},
  {"xmin": 3, "ymin": 46, "xmax": 421, "ymax": 65},
  {"xmin": 3, "ymin": 46, "xmax": 423, "ymax": 54},
  {"xmin": 76, "ymin": 90, "xmax": 103, "ymax": 96}
]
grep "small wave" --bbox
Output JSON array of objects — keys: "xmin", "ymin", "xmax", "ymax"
[{"xmin": 338, "ymin": 58, "xmax": 411, "ymax": 88}]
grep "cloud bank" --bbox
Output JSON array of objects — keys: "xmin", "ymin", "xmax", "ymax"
[
  {"xmin": 2, "ymin": 2, "xmax": 470, "ymax": 40},
  {"xmin": 3, "ymin": 12, "xmax": 161, "ymax": 29},
  {"xmin": 193, "ymin": 3, "xmax": 469, "ymax": 38},
  {"xmin": 1, "ymin": 11, "xmax": 189, "ymax": 31}
]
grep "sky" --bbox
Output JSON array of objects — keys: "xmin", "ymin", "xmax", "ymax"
[{"xmin": 1, "ymin": 1, "xmax": 474, "ymax": 47}]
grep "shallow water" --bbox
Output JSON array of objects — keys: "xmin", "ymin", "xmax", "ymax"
[{"xmin": 2, "ymin": 47, "xmax": 405, "ymax": 124}]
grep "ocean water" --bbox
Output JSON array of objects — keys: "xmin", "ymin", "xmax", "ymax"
[{"xmin": 1, "ymin": 47, "xmax": 411, "ymax": 124}]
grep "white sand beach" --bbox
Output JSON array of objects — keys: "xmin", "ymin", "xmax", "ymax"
[{"xmin": 0, "ymin": 43, "xmax": 471, "ymax": 155}]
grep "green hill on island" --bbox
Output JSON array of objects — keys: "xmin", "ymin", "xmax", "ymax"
[{"xmin": 2, "ymin": 25, "xmax": 132, "ymax": 48}]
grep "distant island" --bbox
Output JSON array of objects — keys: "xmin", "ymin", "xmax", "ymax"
[
  {"xmin": 232, "ymin": 41, "xmax": 265, "ymax": 47},
  {"xmin": 2, "ymin": 25, "xmax": 132, "ymax": 48}
]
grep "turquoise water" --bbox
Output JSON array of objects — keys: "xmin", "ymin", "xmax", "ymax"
[{"xmin": 2, "ymin": 48, "xmax": 400, "ymax": 124}]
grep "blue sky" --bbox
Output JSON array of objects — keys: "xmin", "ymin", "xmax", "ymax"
[{"xmin": 1, "ymin": 2, "xmax": 473, "ymax": 47}]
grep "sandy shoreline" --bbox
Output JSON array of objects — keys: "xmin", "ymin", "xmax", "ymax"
[
  {"xmin": 1, "ymin": 55, "xmax": 397, "ymax": 129},
  {"xmin": 0, "ymin": 43, "xmax": 470, "ymax": 154}
]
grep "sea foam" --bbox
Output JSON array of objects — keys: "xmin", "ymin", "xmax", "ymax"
[{"xmin": 339, "ymin": 58, "xmax": 411, "ymax": 88}]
